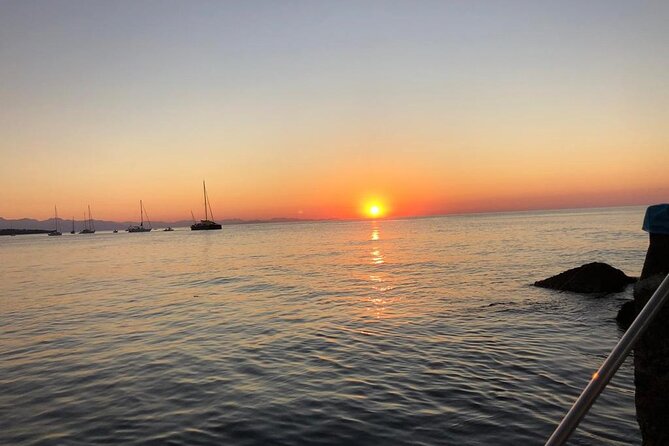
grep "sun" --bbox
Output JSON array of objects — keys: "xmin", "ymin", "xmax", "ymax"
[
  {"xmin": 360, "ymin": 197, "xmax": 388, "ymax": 218},
  {"xmin": 368, "ymin": 204, "xmax": 382, "ymax": 218}
]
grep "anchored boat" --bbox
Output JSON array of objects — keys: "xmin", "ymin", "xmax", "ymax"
[
  {"xmin": 191, "ymin": 181, "xmax": 222, "ymax": 231},
  {"xmin": 47, "ymin": 206, "xmax": 62, "ymax": 236},
  {"xmin": 79, "ymin": 205, "xmax": 95, "ymax": 234},
  {"xmin": 127, "ymin": 200, "xmax": 152, "ymax": 233}
]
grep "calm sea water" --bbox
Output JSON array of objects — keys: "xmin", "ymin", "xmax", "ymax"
[{"xmin": 0, "ymin": 207, "xmax": 649, "ymax": 445}]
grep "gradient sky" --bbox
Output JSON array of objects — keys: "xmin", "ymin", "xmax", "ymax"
[{"xmin": 1, "ymin": 1, "xmax": 667, "ymax": 221}]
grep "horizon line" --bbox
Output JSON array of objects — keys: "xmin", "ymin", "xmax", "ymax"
[{"xmin": 1, "ymin": 203, "xmax": 652, "ymax": 227}]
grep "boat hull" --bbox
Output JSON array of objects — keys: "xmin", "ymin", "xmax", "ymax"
[
  {"xmin": 191, "ymin": 223, "xmax": 222, "ymax": 230},
  {"xmin": 127, "ymin": 227, "xmax": 152, "ymax": 233}
]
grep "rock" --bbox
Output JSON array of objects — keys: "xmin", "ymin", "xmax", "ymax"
[
  {"xmin": 534, "ymin": 262, "xmax": 636, "ymax": 293},
  {"xmin": 616, "ymin": 300, "xmax": 636, "ymax": 328}
]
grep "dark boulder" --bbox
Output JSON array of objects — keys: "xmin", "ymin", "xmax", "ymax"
[
  {"xmin": 534, "ymin": 262, "xmax": 636, "ymax": 293},
  {"xmin": 616, "ymin": 300, "xmax": 636, "ymax": 329}
]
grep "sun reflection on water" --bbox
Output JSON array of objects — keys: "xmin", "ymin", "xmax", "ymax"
[
  {"xmin": 365, "ymin": 222, "xmax": 399, "ymax": 319},
  {"xmin": 371, "ymin": 249, "xmax": 384, "ymax": 265}
]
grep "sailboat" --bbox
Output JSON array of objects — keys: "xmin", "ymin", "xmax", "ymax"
[
  {"xmin": 70, "ymin": 217, "xmax": 75, "ymax": 234},
  {"xmin": 79, "ymin": 205, "xmax": 95, "ymax": 234},
  {"xmin": 127, "ymin": 200, "xmax": 152, "ymax": 233},
  {"xmin": 48, "ymin": 206, "xmax": 62, "ymax": 236},
  {"xmin": 191, "ymin": 181, "xmax": 222, "ymax": 230}
]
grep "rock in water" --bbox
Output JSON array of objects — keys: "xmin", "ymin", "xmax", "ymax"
[
  {"xmin": 616, "ymin": 300, "xmax": 636, "ymax": 328},
  {"xmin": 534, "ymin": 262, "xmax": 636, "ymax": 293}
]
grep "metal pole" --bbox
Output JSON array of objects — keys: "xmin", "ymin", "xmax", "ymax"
[{"xmin": 546, "ymin": 272, "xmax": 669, "ymax": 446}]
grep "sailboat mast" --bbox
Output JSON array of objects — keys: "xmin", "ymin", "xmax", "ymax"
[
  {"xmin": 203, "ymin": 180, "xmax": 208, "ymax": 221},
  {"xmin": 207, "ymin": 188, "xmax": 214, "ymax": 221},
  {"xmin": 54, "ymin": 205, "xmax": 58, "ymax": 232},
  {"xmin": 140, "ymin": 200, "xmax": 144, "ymax": 226},
  {"xmin": 144, "ymin": 201, "xmax": 151, "ymax": 228},
  {"xmin": 88, "ymin": 205, "xmax": 94, "ymax": 231}
]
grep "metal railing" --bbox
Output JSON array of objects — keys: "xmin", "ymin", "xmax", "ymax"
[{"xmin": 545, "ymin": 272, "xmax": 669, "ymax": 446}]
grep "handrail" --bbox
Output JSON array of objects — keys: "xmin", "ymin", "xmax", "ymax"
[{"xmin": 545, "ymin": 272, "xmax": 669, "ymax": 446}]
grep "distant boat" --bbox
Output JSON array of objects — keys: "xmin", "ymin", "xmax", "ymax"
[
  {"xmin": 191, "ymin": 181, "xmax": 222, "ymax": 231},
  {"xmin": 127, "ymin": 200, "xmax": 152, "ymax": 233},
  {"xmin": 70, "ymin": 217, "xmax": 75, "ymax": 234},
  {"xmin": 47, "ymin": 205, "xmax": 62, "ymax": 236},
  {"xmin": 79, "ymin": 205, "xmax": 95, "ymax": 234},
  {"xmin": 113, "ymin": 229, "xmax": 118, "ymax": 233},
  {"xmin": 164, "ymin": 227, "xmax": 174, "ymax": 232}
]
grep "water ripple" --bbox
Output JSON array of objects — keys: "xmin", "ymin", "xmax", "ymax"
[{"xmin": 0, "ymin": 208, "xmax": 646, "ymax": 445}]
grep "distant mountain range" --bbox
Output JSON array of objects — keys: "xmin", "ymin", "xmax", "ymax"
[{"xmin": 0, "ymin": 217, "xmax": 318, "ymax": 232}]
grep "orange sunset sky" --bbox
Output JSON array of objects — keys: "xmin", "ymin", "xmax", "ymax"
[{"xmin": 1, "ymin": 1, "xmax": 667, "ymax": 222}]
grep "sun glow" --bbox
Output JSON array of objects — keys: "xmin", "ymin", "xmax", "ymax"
[
  {"xmin": 367, "ymin": 204, "xmax": 383, "ymax": 218},
  {"xmin": 360, "ymin": 196, "xmax": 388, "ymax": 219}
]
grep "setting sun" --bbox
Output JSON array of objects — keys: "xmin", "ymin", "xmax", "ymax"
[{"xmin": 360, "ymin": 197, "xmax": 388, "ymax": 219}]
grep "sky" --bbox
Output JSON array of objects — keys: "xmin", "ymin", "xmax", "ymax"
[{"xmin": 1, "ymin": 0, "xmax": 668, "ymax": 221}]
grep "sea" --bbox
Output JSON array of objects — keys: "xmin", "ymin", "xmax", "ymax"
[{"xmin": 0, "ymin": 206, "xmax": 650, "ymax": 445}]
